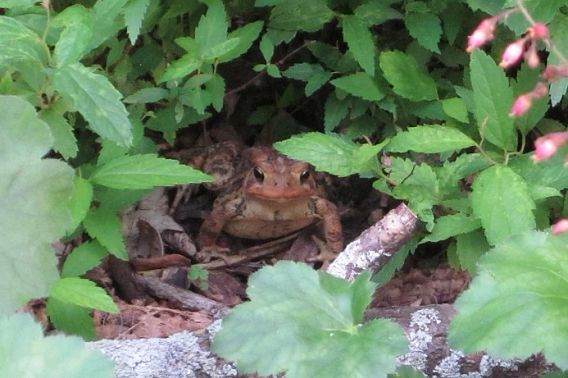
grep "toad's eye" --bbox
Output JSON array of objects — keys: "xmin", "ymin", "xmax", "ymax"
[
  {"xmin": 300, "ymin": 170, "xmax": 310, "ymax": 182},
  {"xmin": 253, "ymin": 167, "xmax": 265, "ymax": 182}
]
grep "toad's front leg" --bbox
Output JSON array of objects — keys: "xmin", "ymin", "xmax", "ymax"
[
  {"xmin": 311, "ymin": 196, "xmax": 343, "ymax": 263},
  {"xmin": 197, "ymin": 197, "xmax": 242, "ymax": 259}
]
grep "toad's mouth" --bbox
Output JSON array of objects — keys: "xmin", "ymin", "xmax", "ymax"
[{"xmin": 246, "ymin": 188, "xmax": 313, "ymax": 202}]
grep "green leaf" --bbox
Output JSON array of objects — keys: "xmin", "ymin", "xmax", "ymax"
[
  {"xmin": 305, "ymin": 71, "xmax": 332, "ymax": 96},
  {"xmin": 0, "ymin": 96, "xmax": 73, "ymax": 315},
  {"xmin": 259, "ymin": 35, "xmax": 274, "ymax": 62},
  {"xmin": 266, "ymin": 64, "xmax": 281, "ymax": 78},
  {"xmin": 420, "ymin": 213, "xmax": 481, "ymax": 243},
  {"xmin": 455, "ymin": 229, "xmax": 489, "ymax": 273},
  {"xmin": 469, "ymin": 49, "xmax": 516, "ymax": 151},
  {"xmin": 124, "ymin": 0, "xmax": 150, "ymax": 45},
  {"xmin": 512, "ymin": 64, "xmax": 548, "ymax": 135},
  {"xmin": 62, "ymin": 241, "xmax": 108, "ymax": 278},
  {"xmin": 379, "ymin": 50, "xmax": 438, "ymax": 101},
  {"xmin": 47, "ymin": 298, "xmax": 96, "ymax": 340},
  {"xmin": 90, "ymin": 0, "xmax": 130, "ymax": 51},
  {"xmin": 213, "ymin": 261, "xmax": 407, "ymax": 377},
  {"xmin": 52, "ymin": 63, "xmax": 133, "ymax": 146},
  {"xmin": 0, "ymin": 313, "xmax": 112, "ymax": 377},
  {"xmin": 218, "ymin": 21, "xmax": 263, "ymax": 63},
  {"xmin": 202, "ymin": 38, "xmax": 240, "ymax": 61},
  {"xmin": 471, "ymin": 165, "xmax": 535, "ymax": 245},
  {"xmin": 83, "ymin": 206, "xmax": 127, "ymax": 259},
  {"xmin": 90, "ymin": 154, "xmax": 212, "ymax": 189},
  {"xmin": 0, "ymin": 16, "xmax": 48, "ymax": 68},
  {"xmin": 0, "ymin": 0, "xmax": 38, "ymax": 8},
  {"xmin": 50, "ymin": 277, "xmax": 119, "ymax": 313},
  {"xmin": 124, "ymin": 87, "xmax": 169, "ymax": 103},
  {"xmin": 354, "ymin": 1, "xmax": 402, "ymax": 26},
  {"xmin": 269, "ymin": 0, "xmax": 334, "ymax": 32},
  {"xmin": 52, "ymin": 5, "xmax": 93, "ymax": 67},
  {"xmin": 159, "ymin": 54, "xmax": 202, "ymax": 83},
  {"xmin": 195, "ymin": 0, "xmax": 227, "ymax": 53},
  {"xmin": 274, "ymin": 133, "xmax": 357, "ymax": 176},
  {"xmin": 441, "ymin": 97, "xmax": 468, "ymax": 123},
  {"xmin": 331, "ymin": 72, "xmax": 383, "ymax": 101},
  {"xmin": 283, "ymin": 63, "xmax": 324, "ymax": 81},
  {"xmin": 510, "ymin": 153, "xmax": 568, "ymax": 192},
  {"xmin": 449, "ymin": 231, "xmax": 568, "ymax": 369},
  {"xmin": 324, "ymin": 93, "xmax": 349, "ymax": 133},
  {"xmin": 387, "ymin": 125, "xmax": 476, "ymax": 153},
  {"xmin": 67, "ymin": 176, "xmax": 93, "ymax": 233},
  {"xmin": 342, "ymin": 15, "xmax": 375, "ymax": 76},
  {"xmin": 206, "ymin": 74, "xmax": 225, "ymax": 112},
  {"xmin": 39, "ymin": 107, "xmax": 78, "ymax": 159},
  {"xmin": 405, "ymin": 11, "xmax": 442, "ymax": 53}
]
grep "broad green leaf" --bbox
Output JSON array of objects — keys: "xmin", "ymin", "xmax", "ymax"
[
  {"xmin": 437, "ymin": 153, "xmax": 491, "ymax": 197},
  {"xmin": 324, "ymin": 93, "xmax": 349, "ymax": 133},
  {"xmin": 266, "ymin": 64, "xmax": 281, "ymax": 78},
  {"xmin": 387, "ymin": 125, "xmax": 476, "ymax": 153},
  {"xmin": 67, "ymin": 176, "xmax": 93, "ymax": 233},
  {"xmin": 305, "ymin": 71, "xmax": 332, "ymax": 96},
  {"xmin": 213, "ymin": 261, "xmax": 407, "ymax": 377},
  {"xmin": 90, "ymin": 154, "xmax": 212, "ymax": 189},
  {"xmin": 354, "ymin": 1, "xmax": 402, "ymax": 26},
  {"xmin": 331, "ymin": 72, "xmax": 383, "ymax": 101},
  {"xmin": 53, "ymin": 63, "xmax": 133, "ymax": 146},
  {"xmin": 405, "ymin": 11, "xmax": 442, "ymax": 53},
  {"xmin": 52, "ymin": 5, "xmax": 93, "ymax": 67},
  {"xmin": 90, "ymin": 0, "xmax": 129, "ymax": 50},
  {"xmin": 392, "ymin": 162, "xmax": 439, "ymax": 205},
  {"xmin": 0, "ymin": 96, "xmax": 73, "ymax": 315},
  {"xmin": 159, "ymin": 54, "xmax": 201, "ymax": 83},
  {"xmin": 269, "ymin": 0, "xmax": 334, "ymax": 32},
  {"xmin": 274, "ymin": 132, "xmax": 357, "ymax": 176},
  {"xmin": 342, "ymin": 15, "xmax": 375, "ymax": 76},
  {"xmin": 420, "ymin": 213, "xmax": 481, "ymax": 243},
  {"xmin": 283, "ymin": 63, "xmax": 324, "ymax": 81},
  {"xmin": 260, "ymin": 35, "xmax": 274, "ymax": 62},
  {"xmin": 449, "ymin": 231, "xmax": 568, "ymax": 369},
  {"xmin": 62, "ymin": 241, "xmax": 108, "ymax": 278},
  {"xmin": 47, "ymin": 298, "xmax": 96, "ymax": 340},
  {"xmin": 510, "ymin": 153, "xmax": 568, "ymax": 192},
  {"xmin": 0, "ymin": 0, "xmax": 38, "ymax": 8},
  {"xmin": 549, "ymin": 14, "xmax": 568, "ymax": 106},
  {"xmin": 218, "ymin": 21, "xmax": 263, "ymax": 63},
  {"xmin": 50, "ymin": 277, "xmax": 119, "ymax": 313},
  {"xmin": 83, "ymin": 206, "xmax": 127, "ymax": 259},
  {"xmin": 512, "ymin": 64, "xmax": 548, "ymax": 135},
  {"xmin": 124, "ymin": 0, "xmax": 150, "ymax": 44},
  {"xmin": 39, "ymin": 107, "xmax": 78, "ymax": 159},
  {"xmin": 441, "ymin": 98, "xmax": 468, "ymax": 123},
  {"xmin": 379, "ymin": 50, "xmax": 438, "ymax": 101},
  {"xmin": 470, "ymin": 50, "xmax": 515, "ymax": 151},
  {"xmin": 206, "ymin": 74, "xmax": 225, "ymax": 112},
  {"xmin": 0, "ymin": 16, "xmax": 48, "ymax": 68},
  {"xmin": 351, "ymin": 141, "xmax": 388, "ymax": 175},
  {"xmin": 455, "ymin": 229, "xmax": 489, "ymax": 273},
  {"xmin": 195, "ymin": 0, "xmax": 227, "ymax": 53},
  {"xmin": 471, "ymin": 165, "xmax": 535, "ymax": 245},
  {"xmin": 0, "ymin": 313, "xmax": 112, "ymax": 377},
  {"xmin": 124, "ymin": 87, "xmax": 169, "ymax": 103},
  {"xmin": 202, "ymin": 38, "xmax": 240, "ymax": 61}
]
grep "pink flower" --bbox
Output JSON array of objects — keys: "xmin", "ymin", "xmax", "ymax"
[
  {"xmin": 532, "ymin": 132, "xmax": 568, "ymax": 162},
  {"xmin": 524, "ymin": 43, "xmax": 540, "ymax": 68},
  {"xmin": 529, "ymin": 23, "xmax": 549, "ymax": 39},
  {"xmin": 510, "ymin": 94, "xmax": 532, "ymax": 117},
  {"xmin": 466, "ymin": 19, "xmax": 496, "ymax": 53},
  {"xmin": 552, "ymin": 219, "xmax": 568, "ymax": 235},
  {"xmin": 500, "ymin": 38, "xmax": 526, "ymax": 68}
]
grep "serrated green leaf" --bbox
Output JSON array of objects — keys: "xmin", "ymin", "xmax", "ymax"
[
  {"xmin": 471, "ymin": 165, "xmax": 535, "ymax": 245},
  {"xmin": 379, "ymin": 50, "xmax": 438, "ymax": 101},
  {"xmin": 83, "ymin": 206, "xmax": 127, "ymax": 259},
  {"xmin": 510, "ymin": 153, "xmax": 568, "ymax": 192},
  {"xmin": 274, "ymin": 132, "xmax": 357, "ymax": 176},
  {"xmin": 47, "ymin": 297, "xmax": 96, "ymax": 340},
  {"xmin": 449, "ymin": 231, "xmax": 568, "ymax": 369},
  {"xmin": 420, "ymin": 213, "xmax": 481, "ymax": 243},
  {"xmin": 62, "ymin": 241, "xmax": 108, "ymax": 278},
  {"xmin": 159, "ymin": 54, "xmax": 202, "ymax": 83},
  {"xmin": 0, "ymin": 96, "xmax": 73, "ymax": 315},
  {"xmin": 90, "ymin": 0, "xmax": 129, "ymax": 51},
  {"xmin": 455, "ymin": 229, "xmax": 489, "ymax": 273},
  {"xmin": 331, "ymin": 72, "xmax": 383, "ymax": 101},
  {"xmin": 124, "ymin": 87, "xmax": 169, "ymax": 104},
  {"xmin": 0, "ymin": 313, "xmax": 112, "ymax": 376},
  {"xmin": 213, "ymin": 261, "xmax": 407, "ymax": 377},
  {"xmin": 324, "ymin": 93, "xmax": 349, "ymax": 133},
  {"xmin": 342, "ymin": 15, "xmax": 375, "ymax": 76},
  {"xmin": 67, "ymin": 176, "xmax": 93, "ymax": 233},
  {"xmin": 305, "ymin": 71, "xmax": 332, "ymax": 96},
  {"xmin": 387, "ymin": 125, "xmax": 476, "ymax": 153},
  {"xmin": 405, "ymin": 11, "xmax": 442, "ymax": 53},
  {"xmin": 354, "ymin": 1, "xmax": 402, "ymax": 26},
  {"xmin": 512, "ymin": 64, "xmax": 548, "ymax": 135},
  {"xmin": 441, "ymin": 97, "xmax": 468, "ymax": 123},
  {"xmin": 195, "ymin": 0, "xmax": 227, "ymax": 53},
  {"xmin": 206, "ymin": 74, "xmax": 225, "ymax": 112},
  {"xmin": 202, "ymin": 37, "xmax": 240, "ymax": 61},
  {"xmin": 124, "ymin": 0, "xmax": 150, "ymax": 45},
  {"xmin": 269, "ymin": 0, "xmax": 333, "ymax": 32},
  {"xmin": 50, "ymin": 277, "xmax": 119, "ymax": 313},
  {"xmin": 351, "ymin": 141, "xmax": 387, "ymax": 174},
  {"xmin": 52, "ymin": 6, "xmax": 93, "ymax": 67},
  {"xmin": 470, "ymin": 49, "xmax": 516, "ymax": 151},
  {"xmin": 437, "ymin": 153, "xmax": 491, "ymax": 197},
  {"xmin": 0, "ymin": 16, "xmax": 48, "ymax": 68},
  {"xmin": 39, "ymin": 107, "xmax": 78, "ymax": 159},
  {"xmin": 283, "ymin": 63, "xmax": 324, "ymax": 81},
  {"xmin": 90, "ymin": 154, "xmax": 212, "ymax": 189},
  {"xmin": 218, "ymin": 21, "xmax": 263, "ymax": 63},
  {"xmin": 52, "ymin": 63, "xmax": 133, "ymax": 146}
]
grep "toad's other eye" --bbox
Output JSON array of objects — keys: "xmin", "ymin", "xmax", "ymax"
[
  {"xmin": 253, "ymin": 167, "xmax": 265, "ymax": 181},
  {"xmin": 300, "ymin": 170, "xmax": 310, "ymax": 182}
]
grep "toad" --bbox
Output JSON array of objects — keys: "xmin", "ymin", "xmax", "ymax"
[{"xmin": 197, "ymin": 145, "xmax": 343, "ymax": 259}]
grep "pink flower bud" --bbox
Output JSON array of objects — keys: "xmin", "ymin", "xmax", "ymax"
[
  {"xmin": 500, "ymin": 39, "xmax": 526, "ymax": 68},
  {"xmin": 466, "ymin": 19, "xmax": 496, "ymax": 53},
  {"xmin": 510, "ymin": 94, "xmax": 532, "ymax": 117},
  {"xmin": 524, "ymin": 43, "xmax": 540, "ymax": 68},
  {"xmin": 532, "ymin": 132, "xmax": 568, "ymax": 162},
  {"xmin": 552, "ymin": 219, "xmax": 568, "ymax": 235},
  {"xmin": 531, "ymin": 82, "xmax": 548, "ymax": 99},
  {"xmin": 529, "ymin": 23, "xmax": 549, "ymax": 39}
]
